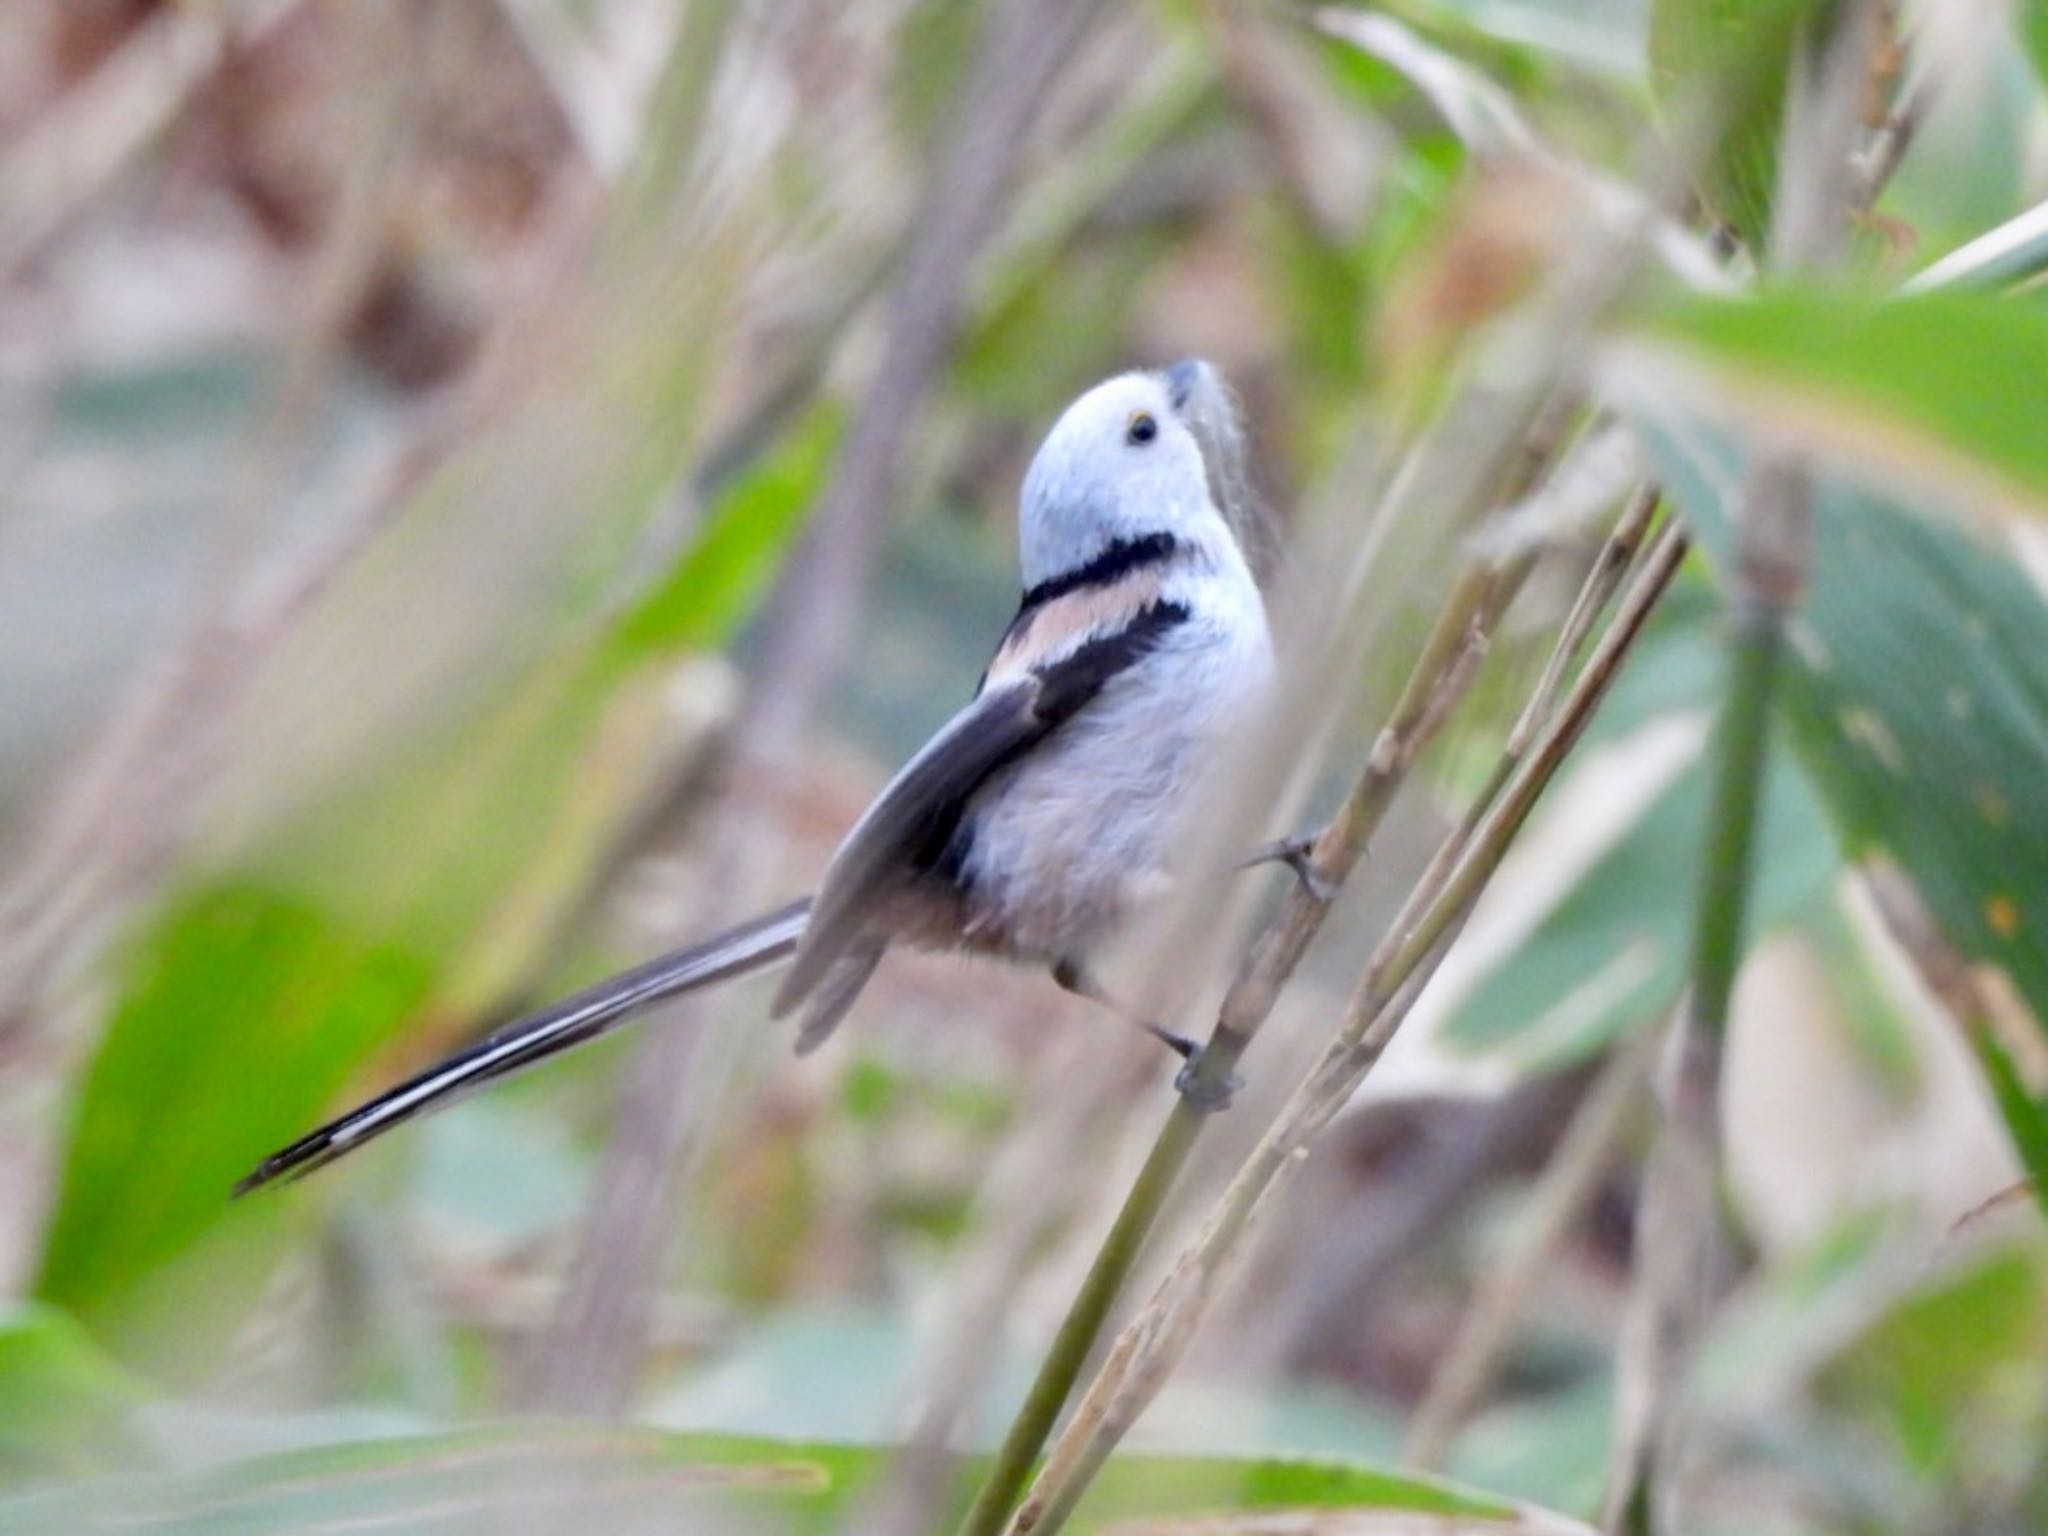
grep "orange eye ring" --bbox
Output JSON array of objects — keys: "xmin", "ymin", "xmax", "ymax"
[{"xmin": 1126, "ymin": 411, "xmax": 1159, "ymax": 445}]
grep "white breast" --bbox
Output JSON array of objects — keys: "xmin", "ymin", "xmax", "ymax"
[{"xmin": 957, "ymin": 568, "xmax": 1272, "ymax": 964}]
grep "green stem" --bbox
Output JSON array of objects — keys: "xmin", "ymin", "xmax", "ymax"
[
  {"xmin": 953, "ymin": 1099, "xmax": 1207, "ymax": 1536},
  {"xmin": 1609, "ymin": 563, "xmax": 1798, "ymax": 1536},
  {"xmin": 1689, "ymin": 606, "xmax": 1786, "ymax": 1038}
]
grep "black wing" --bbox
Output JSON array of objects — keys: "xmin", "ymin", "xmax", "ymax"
[{"xmin": 772, "ymin": 601, "xmax": 1189, "ymax": 1017}]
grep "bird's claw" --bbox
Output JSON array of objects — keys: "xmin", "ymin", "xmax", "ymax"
[
  {"xmin": 1174, "ymin": 1048, "xmax": 1243, "ymax": 1113},
  {"xmin": 1243, "ymin": 834, "xmax": 1338, "ymax": 903}
]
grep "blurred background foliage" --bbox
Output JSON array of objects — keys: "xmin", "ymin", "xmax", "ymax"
[{"xmin": 1, "ymin": 0, "xmax": 2047, "ymax": 1533}]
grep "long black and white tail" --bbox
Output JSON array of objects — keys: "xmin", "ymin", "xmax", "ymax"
[{"xmin": 235, "ymin": 898, "xmax": 812, "ymax": 1195}]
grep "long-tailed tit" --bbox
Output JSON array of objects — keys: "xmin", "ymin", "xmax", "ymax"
[{"xmin": 239, "ymin": 359, "xmax": 1275, "ymax": 1193}]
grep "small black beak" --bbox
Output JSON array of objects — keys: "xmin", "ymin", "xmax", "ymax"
[{"xmin": 1165, "ymin": 358, "xmax": 1205, "ymax": 413}]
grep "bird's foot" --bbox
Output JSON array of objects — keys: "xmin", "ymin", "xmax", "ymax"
[
  {"xmin": 1174, "ymin": 1047, "xmax": 1243, "ymax": 1113},
  {"xmin": 1241, "ymin": 834, "xmax": 1338, "ymax": 903}
]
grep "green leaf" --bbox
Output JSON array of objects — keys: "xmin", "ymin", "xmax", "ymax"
[
  {"xmin": 35, "ymin": 406, "xmax": 823, "ymax": 1371},
  {"xmin": 35, "ymin": 883, "xmax": 437, "ymax": 1362},
  {"xmin": 1822, "ymin": 1244, "xmax": 2048, "ymax": 1488},
  {"xmin": 0, "ymin": 1304, "xmax": 149, "ymax": 1484},
  {"xmin": 1067, "ymin": 1448, "xmax": 1534, "ymax": 1529},
  {"xmin": 1629, "ymin": 416, "xmax": 2048, "ymax": 1186},
  {"xmin": 1626, "ymin": 289, "xmax": 2048, "ymax": 521},
  {"xmin": 31, "ymin": 703, "xmax": 619, "ymax": 1369},
  {"xmin": 2022, "ymin": 1, "xmax": 2048, "ymax": 98},
  {"xmin": 1440, "ymin": 732, "xmax": 1838, "ymax": 1071},
  {"xmin": 1966, "ymin": 1033, "xmax": 2048, "ymax": 1225},
  {"xmin": 0, "ymin": 1423, "xmax": 1563, "ymax": 1535},
  {"xmin": 607, "ymin": 403, "xmax": 840, "ymax": 662}
]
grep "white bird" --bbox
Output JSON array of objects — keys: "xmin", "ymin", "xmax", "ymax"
[{"xmin": 239, "ymin": 359, "xmax": 1275, "ymax": 1194}]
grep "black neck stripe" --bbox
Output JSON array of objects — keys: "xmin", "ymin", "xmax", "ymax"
[{"xmin": 1019, "ymin": 532, "xmax": 1178, "ymax": 613}]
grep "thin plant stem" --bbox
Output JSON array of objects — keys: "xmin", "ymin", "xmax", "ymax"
[
  {"xmin": 952, "ymin": 1104, "xmax": 1205, "ymax": 1536},
  {"xmin": 1599, "ymin": 2, "xmax": 1884, "ymax": 1524},
  {"xmin": 1691, "ymin": 591, "xmax": 1791, "ymax": 1035},
  {"xmin": 853, "ymin": 1027, "xmax": 1158, "ymax": 1536},
  {"xmin": 955, "ymin": 398, "xmax": 1629, "ymax": 1536},
  {"xmin": 1607, "ymin": 480, "xmax": 1806, "ymax": 1536},
  {"xmin": 1511, "ymin": 481, "xmax": 1661, "ymax": 757},
  {"xmin": 1404, "ymin": 488, "xmax": 1663, "ymax": 936}
]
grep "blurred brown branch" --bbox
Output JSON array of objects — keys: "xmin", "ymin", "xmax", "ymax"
[{"xmin": 0, "ymin": 0, "xmax": 304, "ymax": 283}]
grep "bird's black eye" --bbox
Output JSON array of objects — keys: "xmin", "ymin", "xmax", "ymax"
[{"xmin": 1126, "ymin": 411, "xmax": 1158, "ymax": 446}]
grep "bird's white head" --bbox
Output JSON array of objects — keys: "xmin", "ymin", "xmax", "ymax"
[{"xmin": 1017, "ymin": 360, "xmax": 1240, "ymax": 588}]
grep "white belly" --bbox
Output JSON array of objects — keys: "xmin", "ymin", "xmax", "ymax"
[{"xmin": 956, "ymin": 618, "xmax": 1269, "ymax": 962}]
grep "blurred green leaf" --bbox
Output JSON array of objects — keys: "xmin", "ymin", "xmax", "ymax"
[
  {"xmin": 0, "ymin": 1421, "xmax": 1556, "ymax": 1535},
  {"xmin": 1061, "ymin": 1447, "xmax": 1535, "ymax": 1530},
  {"xmin": 607, "ymin": 404, "xmax": 841, "ymax": 663},
  {"xmin": 1968, "ymin": 1036, "xmax": 2048, "ymax": 1225},
  {"xmin": 0, "ymin": 1304, "xmax": 149, "ymax": 1484},
  {"xmin": 34, "ymin": 404, "xmax": 828, "ymax": 1371},
  {"xmin": 1441, "ymin": 733, "xmax": 1838, "ymax": 1071},
  {"xmin": 841, "ymin": 1056, "xmax": 905, "ymax": 1123},
  {"xmin": 2022, "ymin": 3, "xmax": 2048, "ymax": 98},
  {"xmin": 35, "ymin": 884, "xmax": 437, "ymax": 1362},
  {"xmin": 1646, "ymin": 0, "xmax": 1820, "ymax": 247},
  {"xmin": 1630, "ymin": 416, "xmax": 2048, "ymax": 1192},
  {"xmin": 1823, "ymin": 1244, "xmax": 2048, "ymax": 1489},
  {"xmin": 1630, "ymin": 289, "xmax": 2048, "ymax": 519}
]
